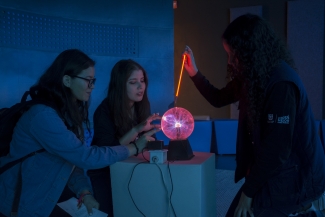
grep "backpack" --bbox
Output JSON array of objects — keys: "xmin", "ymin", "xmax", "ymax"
[
  {"xmin": 0, "ymin": 91, "xmax": 55, "ymax": 172},
  {"xmin": 0, "ymin": 91, "xmax": 59, "ymax": 216}
]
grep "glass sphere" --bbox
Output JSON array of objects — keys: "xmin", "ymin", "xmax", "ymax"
[{"xmin": 161, "ymin": 107, "xmax": 194, "ymax": 140}]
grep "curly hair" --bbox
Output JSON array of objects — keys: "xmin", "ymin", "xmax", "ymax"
[
  {"xmin": 107, "ymin": 59, "xmax": 150, "ymax": 138},
  {"xmin": 222, "ymin": 14, "xmax": 295, "ymax": 129},
  {"xmin": 30, "ymin": 49, "xmax": 95, "ymax": 141}
]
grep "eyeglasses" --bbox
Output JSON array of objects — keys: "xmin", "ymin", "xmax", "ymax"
[{"xmin": 70, "ymin": 75, "xmax": 96, "ymax": 88}]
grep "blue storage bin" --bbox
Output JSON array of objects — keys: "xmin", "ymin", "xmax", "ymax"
[
  {"xmin": 214, "ymin": 120, "xmax": 238, "ymax": 154},
  {"xmin": 188, "ymin": 120, "xmax": 213, "ymax": 152}
]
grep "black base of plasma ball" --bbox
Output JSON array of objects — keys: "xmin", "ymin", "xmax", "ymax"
[{"xmin": 167, "ymin": 139, "xmax": 194, "ymax": 161}]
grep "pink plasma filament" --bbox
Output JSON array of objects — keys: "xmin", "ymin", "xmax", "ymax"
[{"xmin": 161, "ymin": 107, "xmax": 194, "ymax": 140}]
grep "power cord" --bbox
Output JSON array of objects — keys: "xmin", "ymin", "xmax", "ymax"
[
  {"xmin": 167, "ymin": 161, "xmax": 177, "ymax": 217},
  {"xmin": 141, "ymin": 147, "xmax": 150, "ymax": 162},
  {"xmin": 128, "ymin": 162, "xmax": 147, "ymax": 217},
  {"xmin": 153, "ymin": 162, "xmax": 171, "ymax": 216},
  {"xmin": 127, "ymin": 157, "xmax": 177, "ymax": 217}
]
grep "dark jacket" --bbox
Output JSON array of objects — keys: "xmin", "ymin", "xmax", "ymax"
[
  {"xmin": 191, "ymin": 61, "xmax": 325, "ymax": 206},
  {"xmin": 87, "ymin": 97, "xmax": 153, "ymax": 215}
]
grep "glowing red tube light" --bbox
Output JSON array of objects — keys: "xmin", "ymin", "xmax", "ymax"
[{"xmin": 176, "ymin": 54, "xmax": 186, "ymax": 97}]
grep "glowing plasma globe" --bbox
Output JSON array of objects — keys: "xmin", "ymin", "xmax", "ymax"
[{"xmin": 161, "ymin": 107, "xmax": 194, "ymax": 140}]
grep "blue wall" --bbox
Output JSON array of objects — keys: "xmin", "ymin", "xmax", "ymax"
[{"xmin": 0, "ymin": 0, "xmax": 174, "ymax": 122}]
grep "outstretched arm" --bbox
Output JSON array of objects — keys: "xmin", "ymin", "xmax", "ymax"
[
  {"xmin": 68, "ymin": 167, "xmax": 99, "ymax": 215},
  {"xmin": 182, "ymin": 45, "xmax": 241, "ymax": 108},
  {"xmin": 118, "ymin": 113, "xmax": 161, "ymax": 145}
]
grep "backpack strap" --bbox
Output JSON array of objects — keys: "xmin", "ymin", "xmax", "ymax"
[
  {"xmin": 11, "ymin": 163, "xmax": 22, "ymax": 217},
  {"xmin": 4, "ymin": 149, "xmax": 45, "ymax": 217},
  {"xmin": 0, "ymin": 149, "xmax": 45, "ymax": 175},
  {"xmin": 20, "ymin": 91, "xmax": 30, "ymax": 103}
]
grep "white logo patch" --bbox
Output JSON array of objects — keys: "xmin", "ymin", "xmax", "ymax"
[
  {"xmin": 267, "ymin": 114, "xmax": 274, "ymax": 123},
  {"xmin": 277, "ymin": 115, "xmax": 289, "ymax": 124}
]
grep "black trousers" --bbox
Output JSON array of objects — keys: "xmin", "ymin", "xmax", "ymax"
[
  {"xmin": 87, "ymin": 167, "xmax": 114, "ymax": 217},
  {"xmin": 49, "ymin": 185, "xmax": 76, "ymax": 217}
]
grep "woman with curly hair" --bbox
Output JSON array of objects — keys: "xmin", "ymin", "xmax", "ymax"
[{"xmin": 183, "ymin": 14, "xmax": 325, "ymax": 217}]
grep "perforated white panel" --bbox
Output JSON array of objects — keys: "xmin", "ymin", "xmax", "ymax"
[{"xmin": 0, "ymin": 7, "xmax": 138, "ymax": 56}]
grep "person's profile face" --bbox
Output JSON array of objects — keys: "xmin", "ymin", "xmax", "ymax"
[
  {"xmin": 222, "ymin": 40, "xmax": 238, "ymax": 68},
  {"xmin": 68, "ymin": 66, "xmax": 95, "ymax": 102},
  {"xmin": 126, "ymin": 69, "xmax": 146, "ymax": 107}
]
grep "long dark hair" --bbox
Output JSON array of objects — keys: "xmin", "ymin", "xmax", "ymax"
[
  {"xmin": 107, "ymin": 59, "xmax": 150, "ymax": 138},
  {"xmin": 30, "ymin": 49, "xmax": 95, "ymax": 141},
  {"xmin": 222, "ymin": 14, "xmax": 295, "ymax": 129}
]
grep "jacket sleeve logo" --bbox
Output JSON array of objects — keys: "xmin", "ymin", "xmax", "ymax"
[{"xmin": 277, "ymin": 115, "xmax": 289, "ymax": 124}]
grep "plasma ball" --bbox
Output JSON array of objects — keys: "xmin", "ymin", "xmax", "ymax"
[{"xmin": 161, "ymin": 107, "xmax": 194, "ymax": 140}]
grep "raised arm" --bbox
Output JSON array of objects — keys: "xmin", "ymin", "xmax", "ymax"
[{"xmin": 183, "ymin": 45, "xmax": 242, "ymax": 107}]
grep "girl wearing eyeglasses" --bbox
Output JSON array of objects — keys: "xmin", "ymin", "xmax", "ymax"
[{"xmin": 0, "ymin": 50, "xmax": 151, "ymax": 217}]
